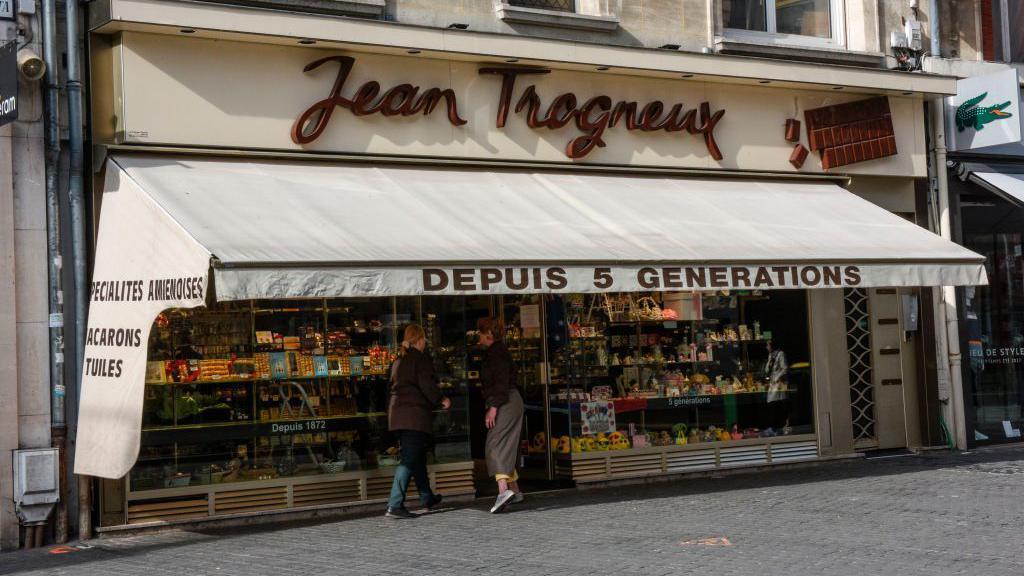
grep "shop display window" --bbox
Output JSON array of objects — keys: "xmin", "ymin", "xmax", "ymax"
[
  {"xmin": 134, "ymin": 298, "xmax": 472, "ymax": 492},
  {"xmin": 133, "ymin": 290, "xmax": 815, "ymax": 492},
  {"xmin": 959, "ymin": 194, "xmax": 1024, "ymax": 443},
  {"xmin": 534, "ymin": 290, "xmax": 813, "ymax": 458}
]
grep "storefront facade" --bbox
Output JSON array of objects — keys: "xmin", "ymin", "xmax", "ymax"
[
  {"xmin": 79, "ymin": 0, "xmax": 984, "ymax": 528},
  {"xmin": 945, "ymin": 68, "xmax": 1024, "ymax": 447}
]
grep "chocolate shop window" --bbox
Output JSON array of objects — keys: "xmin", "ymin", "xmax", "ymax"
[
  {"xmin": 135, "ymin": 298, "xmax": 472, "ymax": 492},
  {"xmin": 538, "ymin": 290, "xmax": 813, "ymax": 457}
]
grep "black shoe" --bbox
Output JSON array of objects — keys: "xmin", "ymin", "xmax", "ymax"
[
  {"xmin": 385, "ymin": 506, "xmax": 417, "ymax": 519},
  {"xmin": 424, "ymin": 494, "xmax": 444, "ymax": 510}
]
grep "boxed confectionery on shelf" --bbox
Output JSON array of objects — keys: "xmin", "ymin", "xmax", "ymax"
[
  {"xmin": 537, "ymin": 291, "xmax": 813, "ymax": 476},
  {"xmin": 135, "ymin": 300, "xmax": 471, "ymax": 499}
]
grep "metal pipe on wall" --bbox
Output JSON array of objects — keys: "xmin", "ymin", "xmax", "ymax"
[
  {"xmin": 40, "ymin": 0, "xmax": 67, "ymax": 545},
  {"xmin": 929, "ymin": 96, "xmax": 967, "ymax": 450},
  {"xmin": 928, "ymin": 0, "xmax": 940, "ymax": 57},
  {"xmin": 64, "ymin": 0, "xmax": 92, "ymax": 540}
]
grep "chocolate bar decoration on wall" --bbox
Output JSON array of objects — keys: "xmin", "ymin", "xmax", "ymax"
[
  {"xmin": 784, "ymin": 118, "xmax": 801, "ymax": 142},
  {"xmin": 804, "ymin": 96, "xmax": 896, "ymax": 169},
  {"xmin": 789, "ymin": 144, "xmax": 809, "ymax": 169}
]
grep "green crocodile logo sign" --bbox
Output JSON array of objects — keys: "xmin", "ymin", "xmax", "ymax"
[{"xmin": 956, "ymin": 92, "xmax": 1013, "ymax": 132}]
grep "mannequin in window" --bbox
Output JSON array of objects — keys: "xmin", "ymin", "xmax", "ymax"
[{"xmin": 764, "ymin": 340, "xmax": 790, "ymax": 433}]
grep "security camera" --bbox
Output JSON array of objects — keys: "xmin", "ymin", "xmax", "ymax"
[{"xmin": 17, "ymin": 48, "xmax": 45, "ymax": 81}]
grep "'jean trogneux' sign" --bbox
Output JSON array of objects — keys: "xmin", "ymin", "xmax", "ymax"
[{"xmin": 291, "ymin": 56, "xmax": 726, "ymax": 161}]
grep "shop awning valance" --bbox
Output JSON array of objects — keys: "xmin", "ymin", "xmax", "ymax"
[
  {"xmin": 966, "ymin": 168, "xmax": 1024, "ymax": 207},
  {"xmin": 114, "ymin": 153, "xmax": 985, "ymax": 298},
  {"xmin": 74, "ymin": 153, "xmax": 986, "ymax": 479}
]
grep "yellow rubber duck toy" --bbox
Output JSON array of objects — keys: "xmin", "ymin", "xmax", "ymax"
[
  {"xmin": 571, "ymin": 437, "xmax": 588, "ymax": 453},
  {"xmin": 557, "ymin": 435, "xmax": 571, "ymax": 454},
  {"xmin": 531, "ymin": 432, "xmax": 546, "ymax": 454}
]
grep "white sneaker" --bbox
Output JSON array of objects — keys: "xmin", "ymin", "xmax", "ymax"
[
  {"xmin": 490, "ymin": 490, "xmax": 515, "ymax": 514},
  {"xmin": 511, "ymin": 492, "xmax": 525, "ymax": 504}
]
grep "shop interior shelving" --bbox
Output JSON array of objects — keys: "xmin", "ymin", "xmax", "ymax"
[{"xmin": 129, "ymin": 298, "xmax": 473, "ymax": 525}]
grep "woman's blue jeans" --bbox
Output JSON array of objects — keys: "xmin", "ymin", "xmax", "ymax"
[{"xmin": 387, "ymin": 430, "xmax": 436, "ymax": 510}]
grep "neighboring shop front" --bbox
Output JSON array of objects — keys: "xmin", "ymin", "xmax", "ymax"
[
  {"xmin": 945, "ymin": 69, "xmax": 1024, "ymax": 446},
  {"xmin": 81, "ymin": 3, "xmax": 983, "ymax": 528}
]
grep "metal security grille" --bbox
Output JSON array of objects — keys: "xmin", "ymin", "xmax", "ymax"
[
  {"xmin": 508, "ymin": 0, "xmax": 575, "ymax": 12},
  {"xmin": 844, "ymin": 288, "xmax": 876, "ymax": 443}
]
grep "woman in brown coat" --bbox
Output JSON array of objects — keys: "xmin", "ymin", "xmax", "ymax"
[
  {"xmin": 385, "ymin": 324, "xmax": 450, "ymax": 519},
  {"xmin": 477, "ymin": 317, "xmax": 525, "ymax": 514}
]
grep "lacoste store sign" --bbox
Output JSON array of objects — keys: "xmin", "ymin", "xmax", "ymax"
[{"xmin": 946, "ymin": 69, "xmax": 1022, "ymax": 152}]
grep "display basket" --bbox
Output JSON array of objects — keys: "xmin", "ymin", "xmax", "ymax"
[{"xmin": 319, "ymin": 460, "xmax": 348, "ymax": 474}]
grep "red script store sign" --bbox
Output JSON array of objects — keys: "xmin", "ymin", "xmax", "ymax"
[{"xmin": 291, "ymin": 57, "xmax": 726, "ymax": 160}]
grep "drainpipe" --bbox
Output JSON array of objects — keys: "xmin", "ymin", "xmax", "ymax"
[
  {"xmin": 928, "ymin": 0, "xmax": 940, "ymax": 57},
  {"xmin": 41, "ymin": 0, "xmax": 67, "ymax": 545},
  {"xmin": 64, "ymin": 0, "xmax": 91, "ymax": 540},
  {"xmin": 929, "ymin": 97, "xmax": 967, "ymax": 450}
]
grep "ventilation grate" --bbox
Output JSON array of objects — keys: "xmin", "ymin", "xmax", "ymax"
[
  {"xmin": 213, "ymin": 486, "xmax": 287, "ymax": 515},
  {"xmin": 718, "ymin": 445, "xmax": 769, "ymax": 467},
  {"xmin": 292, "ymin": 478, "xmax": 361, "ymax": 508},
  {"xmin": 608, "ymin": 453, "xmax": 664, "ymax": 478},
  {"xmin": 127, "ymin": 496, "xmax": 209, "ymax": 524},
  {"xmin": 770, "ymin": 440, "xmax": 819, "ymax": 462},
  {"xmin": 665, "ymin": 449, "xmax": 717, "ymax": 473}
]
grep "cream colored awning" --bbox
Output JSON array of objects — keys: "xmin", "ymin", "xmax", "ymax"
[{"xmin": 115, "ymin": 153, "xmax": 986, "ymax": 299}]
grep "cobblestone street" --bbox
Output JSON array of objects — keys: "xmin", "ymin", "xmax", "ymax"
[{"xmin": 4, "ymin": 446, "xmax": 1023, "ymax": 576}]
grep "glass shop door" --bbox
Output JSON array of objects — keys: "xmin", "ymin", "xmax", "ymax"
[{"xmin": 500, "ymin": 295, "xmax": 556, "ymax": 481}]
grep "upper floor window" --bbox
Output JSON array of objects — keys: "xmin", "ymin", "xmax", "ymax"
[
  {"xmin": 495, "ymin": 0, "xmax": 619, "ymax": 32},
  {"xmin": 983, "ymin": 0, "xmax": 1024, "ymax": 62},
  {"xmin": 723, "ymin": 0, "xmax": 837, "ymax": 41},
  {"xmin": 507, "ymin": 0, "xmax": 575, "ymax": 12}
]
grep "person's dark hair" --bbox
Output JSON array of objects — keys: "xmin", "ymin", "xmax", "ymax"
[{"xmin": 476, "ymin": 317, "xmax": 503, "ymax": 342}]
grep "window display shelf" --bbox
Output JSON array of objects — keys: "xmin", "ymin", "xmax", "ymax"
[
  {"xmin": 146, "ymin": 373, "xmax": 389, "ymax": 386},
  {"xmin": 551, "ymin": 389, "xmax": 796, "ymax": 407},
  {"xmin": 142, "ymin": 411, "xmax": 389, "ymax": 433},
  {"xmin": 554, "ymin": 434, "xmax": 818, "ymax": 483}
]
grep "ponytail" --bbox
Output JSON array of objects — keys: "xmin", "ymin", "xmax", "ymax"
[{"xmin": 400, "ymin": 323, "xmax": 426, "ymax": 356}]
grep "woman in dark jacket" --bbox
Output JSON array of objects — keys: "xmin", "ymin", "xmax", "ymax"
[
  {"xmin": 385, "ymin": 323, "xmax": 450, "ymax": 519},
  {"xmin": 477, "ymin": 317, "xmax": 525, "ymax": 514}
]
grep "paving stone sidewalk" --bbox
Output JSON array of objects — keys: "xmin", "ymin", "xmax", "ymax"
[{"xmin": 4, "ymin": 445, "xmax": 1024, "ymax": 576}]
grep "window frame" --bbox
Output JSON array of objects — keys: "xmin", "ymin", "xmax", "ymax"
[
  {"xmin": 506, "ymin": 0, "xmax": 575, "ymax": 13},
  {"xmin": 722, "ymin": 0, "xmax": 846, "ymax": 49}
]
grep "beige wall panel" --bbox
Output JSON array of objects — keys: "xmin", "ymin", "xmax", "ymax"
[
  {"xmin": 114, "ymin": 32, "xmax": 927, "ymax": 176},
  {"xmin": 12, "ymin": 135, "xmax": 44, "ymax": 230},
  {"xmin": 810, "ymin": 289, "xmax": 854, "ymax": 456},
  {"xmin": 846, "ymin": 175, "xmax": 916, "ymax": 213},
  {"xmin": 17, "ymin": 413, "xmax": 51, "ymax": 449},
  {"xmin": 90, "ymin": 34, "xmax": 120, "ymax": 144},
  {"xmin": 0, "ymin": 125, "xmax": 20, "ymax": 550},
  {"xmin": 14, "ymin": 229, "xmax": 47, "ymax": 324},
  {"xmin": 844, "ymin": 0, "xmax": 881, "ymax": 53},
  {"xmin": 16, "ymin": 322, "xmax": 50, "ymax": 418}
]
